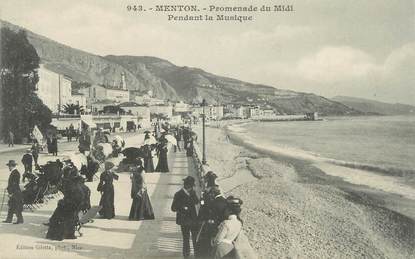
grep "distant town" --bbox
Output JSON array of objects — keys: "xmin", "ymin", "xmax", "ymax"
[{"xmin": 38, "ymin": 65, "xmax": 318, "ymax": 133}]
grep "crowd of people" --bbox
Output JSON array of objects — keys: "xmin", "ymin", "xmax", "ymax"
[
  {"xmin": 172, "ymin": 172, "xmax": 244, "ymax": 259},
  {"xmin": 2, "ymin": 123, "xmax": 243, "ymax": 258}
]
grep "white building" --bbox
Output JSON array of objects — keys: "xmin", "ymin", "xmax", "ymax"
[
  {"xmin": 80, "ymin": 84, "xmax": 130, "ymax": 106},
  {"xmin": 207, "ymin": 105, "xmax": 224, "ymax": 120},
  {"xmin": 263, "ymin": 109, "xmax": 275, "ymax": 117},
  {"xmin": 36, "ymin": 64, "xmax": 72, "ymax": 113},
  {"xmin": 174, "ymin": 101, "xmax": 191, "ymax": 113},
  {"xmin": 191, "ymin": 105, "xmax": 223, "ymax": 120},
  {"xmin": 81, "ymin": 114, "xmax": 138, "ymax": 131},
  {"xmin": 249, "ymin": 106, "xmax": 263, "ymax": 118},
  {"xmin": 79, "ymin": 72, "xmax": 130, "ymax": 107},
  {"xmin": 120, "ymin": 102, "xmax": 151, "ymax": 128},
  {"xmin": 135, "ymin": 94, "xmax": 165, "ymax": 106}
]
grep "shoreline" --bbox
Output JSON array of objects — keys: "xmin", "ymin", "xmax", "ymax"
[{"xmin": 198, "ymin": 122, "xmax": 415, "ymax": 258}]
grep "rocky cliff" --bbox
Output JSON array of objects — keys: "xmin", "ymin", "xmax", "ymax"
[{"xmin": 1, "ymin": 20, "xmax": 362, "ymax": 115}]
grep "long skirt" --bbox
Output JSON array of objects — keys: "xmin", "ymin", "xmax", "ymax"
[
  {"xmin": 99, "ymin": 187, "xmax": 115, "ymax": 219},
  {"xmin": 155, "ymin": 152, "xmax": 169, "ymax": 172},
  {"xmin": 213, "ymin": 242, "xmax": 235, "ymax": 259},
  {"xmin": 46, "ymin": 205, "xmax": 65, "ymax": 241},
  {"xmin": 129, "ymin": 190, "xmax": 155, "ymax": 220},
  {"xmin": 195, "ymin": 222, "xmax": 216, "ymax": 257},
  {"xmin": 144, "ymin": 157, "xmax": 154, "ymax": 173},
  {"xmin": 47, "ymin": 203, "xmax": 78, "ymax": 240}
]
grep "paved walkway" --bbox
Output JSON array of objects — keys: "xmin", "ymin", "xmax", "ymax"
[
  {"xmin": 0, "ymin": 143, "xmax": 31, "ymax": 154},
  {"xmin": 0, "ymin": 150, "xmax": 198, "ymax": 259}
]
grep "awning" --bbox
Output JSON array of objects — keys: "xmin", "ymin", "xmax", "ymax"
[
  {"xmin": 81, "ymin": 118, "xmax": 97, "ymax": 128},
  {"xmin": 51, "ymin": 119, "xmax": 80, "ymax": 130}
]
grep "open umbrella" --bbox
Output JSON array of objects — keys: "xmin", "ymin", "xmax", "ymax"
[
  {"xmin": 121, "ymin": 147, "xmax": 144, "ymax": 158},
  {"xmin": 99, "ymin": 143, "xmax": 113, "ymax": 158},
  {"xmin": 164, "ymin": 134, "xmax": 177, "ymax": 146},
  {"xmin": 144, "ymin": 136, "xmax": 157, "ymax": 145},
  {"xmin": 144, "ymin": 130, "xmax": 151, "ymax": 134},
  {"xmin": 69, "ymin": 153, "xmax": 88, "ymax": 170},
  {"xmin": 137, "ymin": 134, "xmax": 157, "ymax": 145},
  {"xmin": 113, "ymin": 135, "xmax": 125, "ymax": 147}
]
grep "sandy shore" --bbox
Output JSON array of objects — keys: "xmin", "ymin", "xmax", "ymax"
[{"xmin": 194, "ymin": 122, "xmax": 415, "ymax": 259}]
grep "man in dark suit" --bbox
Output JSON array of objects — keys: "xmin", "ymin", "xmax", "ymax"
[
  {"xmin": 3, "ymin": 160, "xmax": 24, "ymax": 224},
  {"xmin": 171, "ymin": 176, "xmax": 200, "ymax": 258}
]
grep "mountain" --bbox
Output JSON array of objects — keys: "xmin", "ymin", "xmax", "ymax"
[
  {"xmin": 332, "ymin": 96, "xmax": 415, "ymax": 115},
  {"xmin": 1, "ymin": 20, "xmax": 362, "ymax": 115}
]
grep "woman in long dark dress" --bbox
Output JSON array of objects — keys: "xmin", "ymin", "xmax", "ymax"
[
  {"xmin": 143, "ymin": 144, "xmax": 154, "ymax": 173},
  {"xmin": 155, "ymin": 139, "xmax": 169, "ymax": 172},
  {"xmin": 51, "ymin": 135, "xmax": 58, "ymax": 156},
  {"xmin": 186, "ymin": 139, "xmax": 194, "ymax": 157},
  {"xmin": 129, "ymin": 167, "xmax": 155, "ymax": 220},
  {"xmin": 98, "ymin": 162, "xmax": 119, "ymax": 219},
  {"xmin": 47, "ymin": 136, "xmax": 53, "ymax": 154}
]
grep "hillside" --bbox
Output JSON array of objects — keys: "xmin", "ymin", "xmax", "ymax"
[
  {"xmin": 1, "ymin": 19, "xmax": 362, "ymax": 115},
  {"xmin": 332, "ymin": 96, "xmax": 415, "ymax": 115}
]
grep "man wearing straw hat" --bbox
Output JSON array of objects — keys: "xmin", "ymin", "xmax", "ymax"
[{"xmin": 2, "ymin": 160, "xmax": 24, "ymax": 224}]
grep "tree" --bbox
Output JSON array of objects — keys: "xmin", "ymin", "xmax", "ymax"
[
  {"xmin": 62, "ymin": 103, "xmax": 84, "ymax": 115},
  {"xmin": 102, "ymin": 105, "xmax": 125, "ymax": 114},
  {"xmin": 150, "ymin": 112, "xmax": 168, "ymax": 121},
  {"xmin": 1, "ymin": 27, "xmax": 52, "ymax": 143}
]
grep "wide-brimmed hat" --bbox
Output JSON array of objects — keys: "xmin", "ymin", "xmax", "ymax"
[
  {"xmin": 183, "ymin": 176, "xmax": 195, "ymax": 186},
  {"xmin": 204, "ymin": 171, "xmax": 217, "ymax": 180},
  {"xmin": 6, "ymin": 160, "xmax": 17, "ymax": 167},
  {"xmin": 63, "ymin": 159, "xmax": 72, "ymax": 163},
  {"xmin": 104, "ymin": 161, "xmax": 115, "ymax": 170},
  {"xmin": 226, "ymin": 196, "xmax": 243, "ymax": 206}
]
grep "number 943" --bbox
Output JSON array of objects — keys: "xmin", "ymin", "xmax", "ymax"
[{"xmin": 127, "ymin": 5, "xmax": 144, "ymax": 11}]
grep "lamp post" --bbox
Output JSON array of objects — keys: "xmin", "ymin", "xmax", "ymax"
[{"xmin": 202, "ymin": 99, "xmax": 207, "ymax": 164}]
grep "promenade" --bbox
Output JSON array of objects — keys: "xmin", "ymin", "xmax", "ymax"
[{"xmin": 0, "ymin": 146, "xmax": 199, "ymax": 258}]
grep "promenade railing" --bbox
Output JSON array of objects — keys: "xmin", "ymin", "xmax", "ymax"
[{"xmin": 191, "ymin": 139, "xmax": 258, "ymax": 259}]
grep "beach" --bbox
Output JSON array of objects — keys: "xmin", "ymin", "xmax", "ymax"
[{"xmin": 194, "ymin": 121, "xmax": 415, "ymax": 259}]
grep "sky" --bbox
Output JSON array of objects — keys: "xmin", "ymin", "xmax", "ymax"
[{"xmin": 1, "ymin": 0, "xmax": 414, "ymax": 105}]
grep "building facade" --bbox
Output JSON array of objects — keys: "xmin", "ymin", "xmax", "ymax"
[
  {"xmin": 80, "ymin": 84, "xmax": 130, "ymax": 106},
  {"xmin": 67, "ymin": 93, "xmax": 87, "ymax": 112},
  {"xmin": 174, "ymin": 101, "xmax": 191, "ymax": 113},
  {"xmin": 36, "ymin": 65, "xmax": 72, "ymax": 113},
  {"xmin": 120, "ymin": 102, "xmax": 151, "ymax": 128},
  {"xmin": 249, "ymin": 106, "xmax": 263, "ymax": 118}
]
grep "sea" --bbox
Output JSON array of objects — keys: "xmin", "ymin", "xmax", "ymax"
[{"xmin": 229, "ymin": 116, "xmax": 415, "ymax": 177}]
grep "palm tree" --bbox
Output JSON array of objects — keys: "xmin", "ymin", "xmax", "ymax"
[{"xmin": 62, "ymin": 103, "xmax": 84, "ymax": 115}]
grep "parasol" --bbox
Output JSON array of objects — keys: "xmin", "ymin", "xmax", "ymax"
[
  {"xmin": 113, "ymin": 135, "xmax": 125, "ymax": 147},
  {"xmin": 164, "ymin": 134, "xmax": 177, "ymax": 146},
  {"xmin": 69, "ymin": 153, "xmax": 88, "ymax": 170},
  {"xmin": 137, "ymin": 134, "xmax": 157, "ymax": 145},
  {"xmin": 144, "ymin": 136, "xmax": 157, "ymax": 145},
  {"xmin": 121, "ymin": 147, "xmax": 144, "ymax": 158},
  {"xmin": 98, "ymin": 143, "xmax": 113, "ymax": 158}
]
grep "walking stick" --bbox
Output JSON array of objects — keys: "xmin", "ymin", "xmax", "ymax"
[
  {"xmin": 196, "ymin": 221, "xmax": 205, "ymax": 243},
  {"xmin": 0, "ymin": 188, "xmax": 7, "ymax": 217}
]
